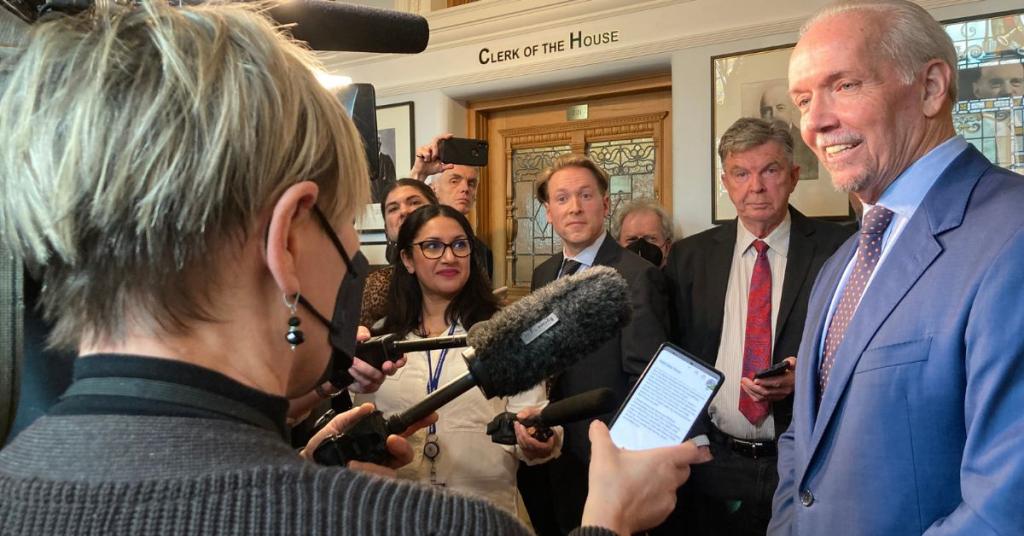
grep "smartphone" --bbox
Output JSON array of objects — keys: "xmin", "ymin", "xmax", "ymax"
[
  {"xmin": 438, "ymin": 137, "xmax": 488, "ymax": 166},
  {"xmin": 753, "ymin": 360, "xmax": 791, "ymax": 379},
  {"xmin": 609, "ymin": 343, "xmax": 724, "ymax": 450}
]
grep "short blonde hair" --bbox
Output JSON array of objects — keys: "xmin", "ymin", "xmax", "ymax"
[
  {"xmin": 0, "ymin": 2, "xmax": 368, "ymax": 349},
  {"xmin": 535, "ymin": 154, "xmax": 610, "ymax": 203}
]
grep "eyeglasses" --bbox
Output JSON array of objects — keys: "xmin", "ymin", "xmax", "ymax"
[
  {"xmin": 410, "ymin": 239, "xmax": 473, "ymax": 259},
  {"xmin": 312, "ymin": 205, "xmax": 360, "ymax": 280}
]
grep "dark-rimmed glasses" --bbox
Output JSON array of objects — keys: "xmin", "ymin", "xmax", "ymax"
[{"xmin": 410, "ymin": 239, "xmax": 473, "ymax": 259}]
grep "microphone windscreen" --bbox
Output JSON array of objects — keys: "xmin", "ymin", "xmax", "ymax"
[
  {"xmin": 533, "ymin": 387, "xmax": 616, "ymax": 428},
  {"xmin": 466, "ymin": 266, "xmax": 631, "ymax": 398},
  {"xmin": 268, "ymin": 0, "xmax": 429, "ymax": 53}
]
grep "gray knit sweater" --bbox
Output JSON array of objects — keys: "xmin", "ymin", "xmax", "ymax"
[{"xmin": 0, "ymin": 414, "xmax": 613, "ymax": 535}]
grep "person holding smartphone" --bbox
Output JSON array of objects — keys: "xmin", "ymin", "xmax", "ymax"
[
  {"xmin": 409, "ymin": 133, "xmax": 494, "ymax": 279},
  {"xmin": 661, "ymin": 118, "xmax": 851, "ymax": 536}
]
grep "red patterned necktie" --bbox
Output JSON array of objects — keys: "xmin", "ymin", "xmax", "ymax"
[
  {"xmin": 739, "ymin": 239, "xmax": 771, "ymax": 425},
  {"xmin": 818, "ymin": 205, "xmax": 895, "ymax": 398}
]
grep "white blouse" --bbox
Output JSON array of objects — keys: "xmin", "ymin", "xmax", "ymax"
[{"xmin": 355, "ymin": 322, "xmax": 560, "ymax": 514}]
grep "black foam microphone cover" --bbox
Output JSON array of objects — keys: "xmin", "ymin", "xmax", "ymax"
[
  {"xmin": 464, "ymin": 265, "xmax": 632, "ymax": 398},
  {"xmin": 267, "ymin": 0, "xmax": 429, "ymax": 53}
]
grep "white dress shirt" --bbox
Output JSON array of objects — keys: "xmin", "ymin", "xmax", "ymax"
[
  {"xmin": 559, "ymin": 231, "xmax": 606, "ymax": 274},
  {"xmin": 355, "ymin": 322, "xmax": 558, "ymax": 515},
  {"xmin": 709, "ymin": 213, "xmax": 791, "ymax": 440}
]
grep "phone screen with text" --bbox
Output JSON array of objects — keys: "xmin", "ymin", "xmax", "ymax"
[{"xmin": 610, "ymin": 344, "xmax": 723, "ymax": 450}]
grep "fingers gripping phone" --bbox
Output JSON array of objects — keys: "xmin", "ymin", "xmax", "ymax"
[
  {"xmin": 753, "ymin": 360, "xmax": 791, "ymax": 379},
  {"xmin": 609, "ymin": 343, "xmax": 724, "ymax": 450},
  {"xmin": 438, "ymin": 137, "xmax": 488, "ymax": 166}
]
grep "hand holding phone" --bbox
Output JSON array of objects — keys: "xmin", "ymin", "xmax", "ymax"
[
  {"xmin": 438, "ymin": 137, "xmax": 488, "ymax": 166},
  {"xmin": 609, "ymin": 343, "xmax": 724, "ymax": 450},
  {"xmin": 753, "ymin": 360, "xmax": 791, "ymax": 379}
]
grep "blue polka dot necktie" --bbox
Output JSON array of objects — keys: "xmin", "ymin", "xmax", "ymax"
[{"xmin": 818, "ymin": 205, "xmax": 895, "ymax": 399}]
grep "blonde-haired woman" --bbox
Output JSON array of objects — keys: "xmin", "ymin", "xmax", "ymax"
[{"xmin": 0, "ymin": 3, "xmax": 705, "ymax": 534}]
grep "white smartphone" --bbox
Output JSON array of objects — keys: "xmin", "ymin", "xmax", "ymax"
[{"xmin": 609, "ymin": 343, "xmax": 724, "ymax": 450}]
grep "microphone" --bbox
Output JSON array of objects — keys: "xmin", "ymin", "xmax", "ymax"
[
  {"xmin": 521, "ymin": 387, "xmax": 617, "ymax": 429},
  {"xmin": 486, "ymin": 388, "xmax": 617, "ymax": 445},
  {"xmin": 11, "ymin": 1, "xmax": 429, "ymax": 53},
  {"xmin": 267, "ymin": 1, "xmax": 429, "ymax": 53},
  {"xmin": 355, "ymin": 332, "xmax": 468, "ymax": 369},
  {"xmin": 313, "ymin": 266, "xmax": 632, "ymax": 466}
]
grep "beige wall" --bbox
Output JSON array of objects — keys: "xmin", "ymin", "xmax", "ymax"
[{"xmin": 326, "ymin": 0, "xmax": 1023, "ymax": 237}]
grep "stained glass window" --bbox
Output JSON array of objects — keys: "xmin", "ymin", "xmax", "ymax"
[
  {"xmin": 946, "ymin": 14, "xmax": 1024, "ymax": 174},
  {"xmin": 586, "ymin": 138, "xmax": 656, "ymax": 227},
  {"xmin": 509, "ymin": 138, "xmax": 659, "ymax": 286},
  {"xmin": 511, "ymin": 145, "xmax": 571, "ymax": 286}
]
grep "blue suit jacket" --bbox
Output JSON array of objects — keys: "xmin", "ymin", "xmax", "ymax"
[{"xmin": 769, "ymin": 146, "xmax": 1024, "ymax": 535}]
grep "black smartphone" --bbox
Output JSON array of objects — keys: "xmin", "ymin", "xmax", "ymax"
[
  {"xmin": 438, "ymin": 137, "xmax": 488, "ymax": 166},
  {"xmin": 609, "ymin": 343, "xmax": 724, "ymax": 450},
  {"xmin": 753, "ymin": 360, "xmax": 791, "ymax": 379}
]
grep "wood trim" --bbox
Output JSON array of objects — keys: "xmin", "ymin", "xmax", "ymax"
[
  {"xmin": 499, "ymin": 112, "xmax": 668, "ymax": 139},
  {"xmin": 468, "ymin": 74, "xmax": 670, "ymax": 114}
]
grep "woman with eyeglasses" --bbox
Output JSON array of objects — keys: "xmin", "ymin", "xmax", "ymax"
[{"xmin": 356, "ymin": 204, "xmax": 559, "ymax": 514}]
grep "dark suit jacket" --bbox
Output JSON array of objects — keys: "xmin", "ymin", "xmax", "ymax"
[
  {"xmin": 525, "ymin": 233, "xmax": 668, "ymax": 534},
  {"xmin": 663, "ymin": 206, "xmax": 851, "ymax": 438},
  {"xmin": 532, "ymin": 232, "xmax": 669, "ymax": 457}
]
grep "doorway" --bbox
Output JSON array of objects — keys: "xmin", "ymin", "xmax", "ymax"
[{"xmin": 468, "ymin": 75, "xmax": 672, "ymax": 299}]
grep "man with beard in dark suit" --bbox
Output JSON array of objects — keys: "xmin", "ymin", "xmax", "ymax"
[{"xmin": 519, "ymin": 154, "xmax": 669, "ymax": 535}]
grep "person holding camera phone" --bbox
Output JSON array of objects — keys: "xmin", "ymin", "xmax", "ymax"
[
  {"xmin": 660, "ymin": 118, "xmax": 851, "ymax": 536},
  {"xmin": 409, "ymin": 133, "xmax": 494, "ymax": 280}
]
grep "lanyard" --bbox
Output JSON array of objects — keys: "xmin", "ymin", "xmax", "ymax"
[{"xmin": 425, "ymin": 322, "xmax": 459, "ymax": 434}]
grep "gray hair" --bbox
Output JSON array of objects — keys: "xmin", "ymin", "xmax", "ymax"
[
  {"xmin": 803, "ymin": 0, "xmax": 958, "ymax": 101},
  {"xmin": 612, "ymin": 198, "xmax": 673, "ymax": 244},
  {"xmin": 718, "ymin": 117, "xmax": 795, "ymax": 166},
  {"xmin": 0, "ymin": 2, "xmax": 369, "ymax": 349}
]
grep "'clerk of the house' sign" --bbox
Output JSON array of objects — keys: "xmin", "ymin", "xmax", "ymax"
[{"xmin": 479, "ymin": 30, "xmax": 620, "ymax": 65}]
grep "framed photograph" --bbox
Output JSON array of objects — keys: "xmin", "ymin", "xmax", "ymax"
[
  {"xmin": 945, "ymin": 10, "xmax": 1024, "ymax": 176},
  {"xmin": 357, "ymin": 101, "xmax": 415, "ymax": 259},
  {"xmin": 376, "ymin": 100, "xmax": 415, "ymax": 177},
  {"xmin": 711, "ymin": 45, "xmax": 851, "ymax": 224}
]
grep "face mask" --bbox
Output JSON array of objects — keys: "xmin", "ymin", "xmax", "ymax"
[
  {"xmin": 298, "ymin": 206, "xmax": 369, "ymax": 390},
  {"xmin": 626, "ymin": 238, "xmax": 664, "ymax": 267}
]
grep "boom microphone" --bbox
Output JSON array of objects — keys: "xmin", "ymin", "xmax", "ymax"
[
  {"xmin": 355, "ymin": 332, "xmax": 468, "ymax": 369},
  {"xmin": 267, "ymin": 0, "xmax": 429, "ymax": 53},
  {"xmin": 313, "ymin": 266, "xmax": 632, "ymax": 465},
  {"xmin": 521, "ymin": 387, "xmax": 617, "ymax": 429},
  {"xmin": 7, "ymin": 1, "xmax": 429, "ymax": 53},
  {"xmin": 486, "ymin": 388, "xmax": 617, "ymax": 445}
]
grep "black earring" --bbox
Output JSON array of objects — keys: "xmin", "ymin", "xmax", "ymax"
[{"xmin": 284, "ymin": 292, "xmax": 304, "ymax": 349}]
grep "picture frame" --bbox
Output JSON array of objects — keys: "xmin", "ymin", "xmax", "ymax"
[
  {"xmin": 356, "ymin": 101, "xmax": 415, "ymax": 265},
  {"xmin": 945, "ymin": 9, "xmax": 1024, "ymax": 177},
  {"xmin": 376, "ymin": 101, "xmax": 416, "ymax": 180},
  {"xmin": 711, "ymin": 45, "xmax": 852, "ymax": 224}
]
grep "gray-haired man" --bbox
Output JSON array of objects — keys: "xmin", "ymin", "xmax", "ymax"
[{"xmin": 659, "ymin": 117, "xmax": 850, "ymax": 535}]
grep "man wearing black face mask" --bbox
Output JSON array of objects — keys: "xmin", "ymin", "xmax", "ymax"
[{"xmin": 613, "ymin": 199, "xmax": 672, "ymax": 268}]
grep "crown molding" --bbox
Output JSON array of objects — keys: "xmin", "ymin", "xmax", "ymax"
[{"xmin": 325, "ymin": 0, "xmax": 987, "ymax": 98}]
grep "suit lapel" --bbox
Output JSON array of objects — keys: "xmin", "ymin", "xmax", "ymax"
[
  {"xmin": 776, "ymin": 207, "xmax": 815, "ymax": 346},
  {"xmin": 804, "ymin": 145, "xmax": 990, "ymax": 465},
  {"xmin": 592, "ymin": 232, "xmax": 621, "ymax": 267},
  {"xmin": 535, "ymin": 252, "xmax": 564, "ymax": 290},
  {"xmin": 706, "ymin": 222, "xmax": 736, "ymax": 346}
]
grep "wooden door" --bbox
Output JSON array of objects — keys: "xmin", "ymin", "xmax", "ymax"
[{"xmin": 469, "ymin": 75, "xmax": 672, "ymax": 300}]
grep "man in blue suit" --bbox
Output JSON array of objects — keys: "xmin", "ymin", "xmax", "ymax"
[{"xmin": 770, "ymin": 1, "xmax": 1024, "ymax": 535}]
